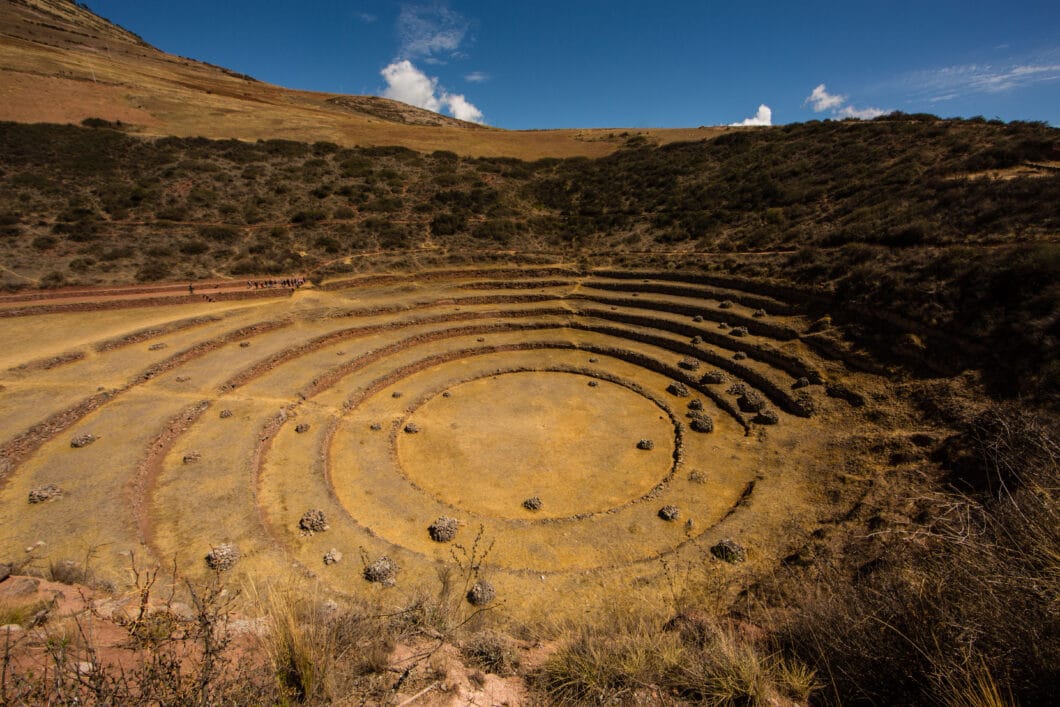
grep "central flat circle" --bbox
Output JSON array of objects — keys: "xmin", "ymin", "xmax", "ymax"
[{"xmin": 397, "ymin": 371, "xmax": 675, "ymax": 519}]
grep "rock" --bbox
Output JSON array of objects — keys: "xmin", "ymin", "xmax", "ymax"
[
  {"xmin": 753, "ymin": 309, "xmax": 766, "ymax": 318},
  {"xmin": 636, "ymin": 439, "xmax": 655, "ymax": 451},
  {"xmin": 711, "ymin": 539, "xmax": 747, "ymax": 564},
  {"xmin": 737, "ymin": 391, "xmax": 766, "ymax": 413},
  {"xmin": 428, "ymin": 517, "xmax": 459, "ymax": 542},
  {"xmin": 403, "ymin": 422, "xmax": 420, "ymax": 434},
  {"xmin": 678, "ymin": 357, "xmax": 701, "ymax": 371},
  {"xmin": 182, "ymin": 451, "xmax": 202, "ymax": 464},
  {"xmin": 658, "ymin": 504, "xmax": 680, "ymax": 521},
  {"xmin": 294, "ymin": 423, "xmax": 310, "ymax": 434},
  {"xmin": 733, "ymin": 352, "xmax": 747, "ymax": 360},
  {"xmin": 587, "ymin": 380, "xmax": 598, "ymax": 387},
  {"xmin": 363, "ymin": 556, "xmax": 397, "ymax": 585},
  {"xmin": 688, "ymin": 470, "xmax": 706, "ymax": 484},
  {"xmin": 522, "ymin": 496, "xmax": 542, "ymax": 512},
  {"xmin": 239, "ymin": 341, "xmax": 251, "ymax": 348},
  {"xmin": 692, "ymin": 315, "xmax": 704, "ymax": 322},
  {"xmin": 588, "ymin": 357, "xmax": 600, "ymax": 363},
  {"xmin": 70, "ymin": 433, "xmax": 96, "ymax": 448},
  {"xmin": 0, "ymin": 577, "xmax": 40, "ymax": 597},
  {"xmin": 719, "ymin": 300, "xmax": 734, "ymax": 309},
  {"xmin": 689, "ymin": 414, "xmax": 714, "ymax": 433},
  {"xmin": 391, "ymin": 391, "xmax": 403, "ymax": 398},
  {"xmin": 148, "ymin": 343, "xmax": 167, "ymax": 351},
  {"xmin": 690, "ymin": 335, "xmax": 703, "ymax": 345},
  {"xmin": 755, "ymin": 409, "xmax": 779, "ymax": 425},
  {"xmin": 205, "ymin": 544, "xmax": 240, "ymax": 571},
  {"xmin": 467, "ymin": 580, "xmax": 496, "ymax": 607},
  {"xmin": 0, "ymin": 564, "xmax": 10, "ymax": 583},
  {"xmin": 28, "ymin": 484, "xmax": 62, "ymax": 504},
  {"xmin": 700, "ymin": 370, "xmax": 726, "ymax": 385},
  {"xmin": 729, "ymin": 326, "xmax": 749, "ymax": 337},
  {"xmin": 442, "ymin": 391, "xmax": 451, "ymax": 398},
  {"xmin": 219, "ymin": 409, "xmax": 233, "ymax": 418},
  {"xmin": 666, "ymin": 381, "xmax": 690, "ymax": 397},
  {"xmin": 718, "ymin": 322, "xmax": 730, "ymax": 330},
  {"xmin": 175, "ymin": 376, "xmax": 190, "ymax": 383},
  {"xmin": 323, "ymin": 549, "xmax": 342, "ymax": 565},
  {"xmin": 369, "ymin": 423, "xmax": 382, "ymax": 431},
  {"xmin": 688, "ymin": 398, "xmax": 704, "ymax": 411},
  {"xmin": 299, "ymin": 509, "xmax": 329, "ymax": 533},
  {"xmin": 476, "ymin": 337, "xmax": 485, "ymax": 342},
  {"xmin": 791, "ymin": 377, "xmax": 810, "ymax": 389}
]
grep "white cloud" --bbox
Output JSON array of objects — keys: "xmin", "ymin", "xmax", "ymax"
[
  {"xmin": 839, "ymin": 105, "xmax": 888, "ymax": 120},
  {"xmin": 464, "ymin": 71, "xmax": 489, "ymax": 83},
  {"xmin": 893, "ymin": 48, "xmax": 1060, "ymax": 103},
  {"xmin": 804, "ymin": 82, "xmax": 889, "ymax": 120},
  {"xmin": 730, "ymin": 104, "xmax": 772, "ymax": 126},
  {"xmin": 381, "ymin": 59, "xmax": 442, "ymax": 112},
  {"xmin": 380, "ymin": 59, "xmax": 485, "ymax": 124},
  {"xmin": 397, "ymin": 4, "xmax": 470, "ymax": 60},
  {"xmin": 805, "ymin": 84, "xmax": 845, "ymax": 112},
  {"xmin": 444, "ymin": 93, "xmax": 484, "ymax": 123}
]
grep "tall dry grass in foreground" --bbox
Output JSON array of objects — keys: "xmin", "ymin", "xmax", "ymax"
[{"xmin": 1, "ymin": 405, "xmax": 1055, "ymax": 705}]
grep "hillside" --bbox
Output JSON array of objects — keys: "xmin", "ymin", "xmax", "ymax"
[
  {"xmin": 0, "ymin": 0, "xmax": 720, "ymax": 158},
  {"xmin": 0, "ymin": 115, "xmax": 1057, "ymax": 401}
]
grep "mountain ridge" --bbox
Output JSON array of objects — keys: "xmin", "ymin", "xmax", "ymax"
[{"xmin": 0, "ymin": 0, "xmax": 724, "ymax": 158}]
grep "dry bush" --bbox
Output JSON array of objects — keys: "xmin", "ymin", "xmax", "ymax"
[
  {"xmin": 536, "ymin": 607, "xmax": 816, "ymax": 705},
  {"xmin": 775, "ymin": 404, "xmax": 1058, "ymax": 705}
]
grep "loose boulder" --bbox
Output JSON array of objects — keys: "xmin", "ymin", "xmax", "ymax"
[
  {"xmin": 299, "ymin": 509, "xmax": 329, "ymax": 533},
  {"xmin": 70, "ymin": 433, "xmax": 96, "ymax": 448},
  {"xmin": 428, "ymin": 516, "xmax": 459, "ymax": 542},
  {"xmin": 658, "ymin": 505, "xmax": 680, "ymax": 521},
  {"xmin": 205, "ymin": 544, "xmax": 240, "ymax": 571},
  {"xmin": 28, "ymin": 484, "xmax": 62, "ymax": 504},
  {"xmin": 467, "ymin": 580, "xmax": 496, "ymax": 607},
  {"xmin": 711, "ymin": 539, "xmax": 747, "ymax": 564},
  {"xmin": 363, "ymin": 556, "xmax": 397, "ymax": 585}
]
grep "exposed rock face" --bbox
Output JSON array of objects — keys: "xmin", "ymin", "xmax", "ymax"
[
  {"xmin": 299, "ymin": 509, "xmax": 329, "ymax": 533},
  {"xmin": 28, "ymin": 484, "xmax": 62, "ymax": 504},
  {"xmin": 711, "ymin": 539, "xmax": 746, "ymax": 563},
  {"xmin": 428, "ymin": 516, "xmax": 459, "ymax": 542},
  {"xmin": 70, "ymin": 433, "xmax": 96, "ymax": 448},
  {"xmin": 658, "ymin": 504, "xmax": 680, "ymax": 521},
  {"xmin": 205, "ymin": 544, "xmax": 240, "ymax": 571},
  {"xmin": 467, "ymin": 580, "xmax": 496, "ymax": 606},
  {"xmin": 522, "ymin": 496, "xmax": 542, "ymax": 512},
  {"xmin": 363, "ymin": 556, "xmax": 397, "ymax": 585},
  {"xmin": 637, "ymin": 439, "xmax": 655, "ymax": 451}
]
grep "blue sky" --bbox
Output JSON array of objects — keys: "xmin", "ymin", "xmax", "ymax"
[{"xmin": 85, "ymin": 1, "xmax": 1060, "ymax": 128}]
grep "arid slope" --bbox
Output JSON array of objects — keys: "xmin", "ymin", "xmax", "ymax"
[{"xmin": 0, "ymin": 0, "xmax": 723, "ymax": 158}]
